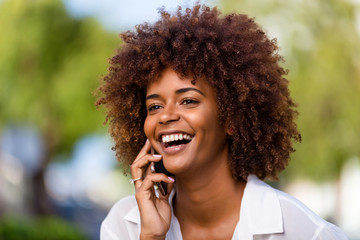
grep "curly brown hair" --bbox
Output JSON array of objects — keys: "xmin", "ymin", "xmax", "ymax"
[{"xmin": 96, "ymin": 4, "xmax": 301, "ymax": 181}]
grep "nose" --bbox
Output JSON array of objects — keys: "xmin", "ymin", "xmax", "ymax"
[{"xmin": 159, "ymin": 104, "xmax": 180, "ymax": 124}]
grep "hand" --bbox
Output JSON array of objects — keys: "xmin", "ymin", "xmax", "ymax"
[{"xmin": 130, "ymin": 139, "xmax": 175, "ymax": 240}]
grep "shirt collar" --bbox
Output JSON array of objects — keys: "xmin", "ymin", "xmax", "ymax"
[
  {"xmin": 237, "ymin": 175, "xmax": 283, "ymax": 237},
  {"xmin": 123, "ymin": 175, "xmax": 284, "ymax": 237}
]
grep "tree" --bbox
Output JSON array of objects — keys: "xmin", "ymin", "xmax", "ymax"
[
  {"xmin": 220, "ymin": 0, "xmax": 360, "ymax": 182},
  {"xmin": 0, "ymin": 0, "xmax": 119, "ymax": 215}
]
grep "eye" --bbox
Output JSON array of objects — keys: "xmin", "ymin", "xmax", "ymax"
[
  {"xmin": 181, "ymin": 98, "xmax": 199, "ymax": 105},
  {"xmin": 147, "ymin": 104, "xmax": 162, "ymax": 112}
]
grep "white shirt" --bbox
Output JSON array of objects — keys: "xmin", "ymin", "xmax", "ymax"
[{"xmin": 100, "ymin": 175, "xmax": 348, "ymax": 240}]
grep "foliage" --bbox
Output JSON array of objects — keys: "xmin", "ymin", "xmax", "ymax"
[
  {"xmin": 0, "ymin": 0, "xmax": 120, "ymax": 215},
  {"xmin": 0, "ymin": 216, "xmax": 87, "ymax": 240},
  {"xmin": 0, "ymin": 0, "xmax": 119, "ymax": 153},
  {"xmin": 220, "ymin": 0, "xmax": 360, "ymax": 181},
  {"xmin": 1, "ymin": 0, "xmax": 359, "ymax": 184}
]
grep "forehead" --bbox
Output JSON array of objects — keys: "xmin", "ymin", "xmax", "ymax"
[{"xmin": 146, "ymin": 68, "xmax": 215, "ymax": 96}]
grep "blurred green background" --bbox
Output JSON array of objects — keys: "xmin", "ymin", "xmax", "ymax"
[{"xmin": 0, "ymin": 0, "xmax": 359, "ymax": 239}]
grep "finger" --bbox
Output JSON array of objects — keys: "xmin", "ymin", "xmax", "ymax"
[
  {"xmin": 158, "ymin": 177, "xmax": 175, "ymax": 200},
  {"xmin": 133, "ymin": 154, "xmax": 162, "ymax": 170},
  {"xmin": 132, "ymin": 139, "xmax": 151, "ymax": 164},
  {"xmin": 131, "ymin": 155, "xmax": 162, "ymax": 184},
  {"xmin": 131, "ymin": 139, "xmax": 162, "ymax": 170},
  {"xmin": 131, "ymin": 156, "xmax": 163, "ymax": 189},
  {"xmin": 131, "ymin": 154, "xmax": 162, "ymax": 175},
  {"xmin": 137, "ymin": 173, "xmax": 174, "ymax": 195}
]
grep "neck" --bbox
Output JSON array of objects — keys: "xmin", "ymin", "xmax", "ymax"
[{"xmin": 173, "ymin": 155, "xmax": 246, "ymax": 227}]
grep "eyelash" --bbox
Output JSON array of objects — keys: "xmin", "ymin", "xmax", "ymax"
[
  {"xmin": 181, "ymin": 98, "xmax": 199, "ymax": 105},
  {"xmin": 147, "ymin": 98, "xmax": 199, "ymax": 112},
  {"xmin": 147, "ymin": 104, "xmax": 162, "ymax": 112}
]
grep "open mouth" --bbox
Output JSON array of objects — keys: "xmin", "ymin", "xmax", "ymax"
[{"xmin": 161, "ymin": 133, "xmax": 194, "ymax": 148}]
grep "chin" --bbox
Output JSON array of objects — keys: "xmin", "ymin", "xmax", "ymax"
[{"xmin": 162, "ymin": 157, "xmax": 190, "ymax": 175}]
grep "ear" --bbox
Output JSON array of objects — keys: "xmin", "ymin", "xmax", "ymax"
[
  {"xmin": 225, "ymin": 120, "xmax": 234, "ymax": 135},
  {"xmin": 227, "ymin": 127, "xmax": 234, "ymax": 135}
]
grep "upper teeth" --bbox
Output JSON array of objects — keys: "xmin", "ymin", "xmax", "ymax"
[{"xmin": 162, "ymin": 133, "xmax": 193, "ymax": 143}]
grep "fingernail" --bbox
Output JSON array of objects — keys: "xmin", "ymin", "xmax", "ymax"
[
  {"xmin": 168, "ymin": 177, "xmax": 175, "ymax": 182},
  {"xmin": 153, "ymin": 154, "xmax": 162, "ymax": 158}
]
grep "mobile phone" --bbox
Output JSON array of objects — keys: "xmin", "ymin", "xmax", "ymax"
[{"xmin": 151, "ymin": 147, "xmax": 172, "ymax": 195}]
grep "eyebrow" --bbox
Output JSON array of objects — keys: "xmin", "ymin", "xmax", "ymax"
[
  {"xmin": 146, "ymin": 87, "xmax": 205, "ymax": 100},
  {"xmin": 175, "ymin": 87, "xmax": 205, "ymax": 96}
]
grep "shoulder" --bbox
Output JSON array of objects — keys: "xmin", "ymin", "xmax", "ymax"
[
  {"xmin": 244, "ymin": 175, "xmax": 347, "ymax": 239},
  {"xmin": 274, "ymin": 188, "xmax": 348, "ymax": 239},
  {"xmin": 100, "ymin": 195, "xmax": 141, "ymax": 240},
  {"xmin": 108, "ymin": 195, "xmax": 138, "ymax": 217}
]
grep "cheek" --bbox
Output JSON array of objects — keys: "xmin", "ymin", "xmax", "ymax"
[
  {"xmin": 187, "ymin": 108, "xmax": 220, "ymax": 133},
  {"xmin": 143, "ymin": 117, "xmax": 153, "ymax": 139},
  {"xmin": 200, "ymin": 108, "xmax": 226, "ymax": 139}
]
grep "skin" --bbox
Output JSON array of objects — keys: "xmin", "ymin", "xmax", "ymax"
[{"xmin": 131, "ymin": 68, "xmax": 246, "ymax": 240}]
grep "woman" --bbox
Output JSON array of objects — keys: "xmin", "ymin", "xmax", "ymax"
[{"xmin": 97, "ymin": 4, "xmax": 348, "ymax": 240}]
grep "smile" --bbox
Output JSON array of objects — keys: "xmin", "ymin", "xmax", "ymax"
[{"xmin": 160, "ymin": 133, "xmax": 194, "ymax": 148}]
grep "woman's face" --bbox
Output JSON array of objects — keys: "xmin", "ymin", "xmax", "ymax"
[{"xmin": 144, "ymin": 68, "xmax": 228, "ymax": 177}]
